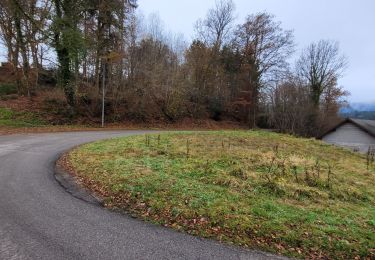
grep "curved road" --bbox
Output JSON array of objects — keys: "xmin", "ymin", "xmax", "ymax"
[{"xmin": 0, "ymin": 131, "xmax": 284, "ymax": 260}]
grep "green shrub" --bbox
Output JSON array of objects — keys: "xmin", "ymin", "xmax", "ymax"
[
  {"xmin": 0, "ymin": 83, "xmax": 17, "ymax": 96},
  {"xmin": 0, "ymin": 108, "xmax": 14, "ymax": 120}
]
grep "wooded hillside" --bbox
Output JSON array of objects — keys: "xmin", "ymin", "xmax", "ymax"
[{"xmin": 0, "ymin": 0, "xmax": 348, "ymax": 136}]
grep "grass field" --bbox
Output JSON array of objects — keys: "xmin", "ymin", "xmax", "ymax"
[{"xmin": 66, "ymin": 131, "xmax": 375, "ymax": 259}]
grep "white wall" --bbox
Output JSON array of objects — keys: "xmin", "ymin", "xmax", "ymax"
[{"xmin": 322, "ymin": 122, "xmax": 375, "ymax": 152}]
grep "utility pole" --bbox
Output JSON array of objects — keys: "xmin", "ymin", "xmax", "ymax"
[{"xmin": 101, "ymin": 58, "xmax": 106, "ymax": 128}]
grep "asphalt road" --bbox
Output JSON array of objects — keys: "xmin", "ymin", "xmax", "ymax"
[{"xmin": 0, "ymin": 131, "xmax": 286, "ymax": 260}]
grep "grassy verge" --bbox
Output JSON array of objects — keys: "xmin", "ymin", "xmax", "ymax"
[
  {"xmin": 65, "ymin": 131, "xmax": 375, "ymax": 259},
  {"xmin": 0, "ymin": 107, "xmax": 46, "ymax": 127}
]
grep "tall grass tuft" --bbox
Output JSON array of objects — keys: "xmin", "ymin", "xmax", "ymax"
[{"xmin": 367, "ymin": 146, "xmax": 374, "ymax": 171}]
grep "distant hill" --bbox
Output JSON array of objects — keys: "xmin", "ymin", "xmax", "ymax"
[{"xmin": 340, "ymin": 102, "xmax": 375, "ymax": 120}]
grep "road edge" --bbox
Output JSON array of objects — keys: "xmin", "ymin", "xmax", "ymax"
[{"xmin": 54, "ymin": 153, "xmax": 104, "ymax": 206}]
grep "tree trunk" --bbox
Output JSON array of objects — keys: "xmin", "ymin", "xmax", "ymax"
[{"xmin": 13, "ymin": 0, "xmax": 31, "ymax": 97}]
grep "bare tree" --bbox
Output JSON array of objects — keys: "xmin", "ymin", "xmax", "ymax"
[
  {"xmin": 268, "ymin": 76, "xmax": 311, "ymax": 135},
  {"xmin": 195, "ymin": 0, "xmax": 235, "ymax": 50},
  {"xmin": 0, "ymin": 0, "xmax": 38, "ymax": 96},
  {"xmin": 234, "ymin": 12, "xmax": 294, "ymax": 127},
  {"xmin": 296, "ymin": 40, "xmax": 347, "ymax": 107},
  {"xmin": 145, "ymin": 12, "xmax": 166, "ymax": 42},
  {"xmin": 296, "ymin": 40, "xmax": 347, "ymax": 135},
  {"xmin": 0, "ymin": 1, "xmax": 16, "ymax": 63},
  {"xmin": 267, "ymin": 40, "xmax": 349, "ymax": 137}
]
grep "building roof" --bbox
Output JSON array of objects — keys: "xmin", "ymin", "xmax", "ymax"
[{"xmin": 319, "ymin": 118, "xmax": 375, "ymax": 139}]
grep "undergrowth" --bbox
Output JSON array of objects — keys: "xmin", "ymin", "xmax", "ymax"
[{"xmin": 0, "ymin": 107, "xmax": 46, "ymax": 127}]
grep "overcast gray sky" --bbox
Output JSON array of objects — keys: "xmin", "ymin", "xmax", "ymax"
[{"xmin": 139, "ymin": 0, "xmax": 375, "ymax": 103}]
